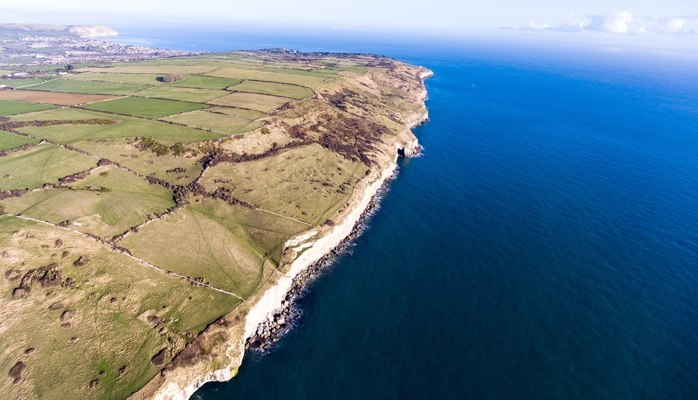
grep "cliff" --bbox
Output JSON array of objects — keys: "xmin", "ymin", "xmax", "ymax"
[{"xmin": 129, "ymin": 58, "xmax": 432, "ymax": 400}]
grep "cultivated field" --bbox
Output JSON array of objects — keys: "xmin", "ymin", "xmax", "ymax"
[
  {"xmin": 206, "ymin": 67, "xmax": 329, "ymax": 86},
  {"xmin": 0, "ymin": 130, "xmax": 39, "ymax": 151},
  {"xmin": 0, "ymin": 143, "xmax": 97, "ymax": 191},
  {"xmin": 23, "ymin": 80, "xmax": 150, "ymax": 95},
  {"xmin": 82, "ymin": 97, "xmax": 209, "ymax": 118},
  {"xmin": 0, "ymin": 99, "xmax": 55, "ymax": 116},
  {"xmin": 164, "ymin": 75, "xmax": 242, "ymax": 90},
  {"xmin": 137, "ymin": 86, "xmax": 230, "ymax": 103},
  {"xmin": 63, "ymin": 73, "xmax": 162, "ymax": 85},
  {"xmin": 162, "ymin": 110, "xmax": 263, "ymax": 135},
  {"xmin": 230, "ymin": 80, "xmax": 314, "ymax": 99},
  {"xmin": 0, "ymin": 166, "xmax": 175, "ymax": 239},
  {"xmin": 0, "ymin": 90, "xmax": 117, "ymax": 105},
  {"xmin": 208, "ymin": 92, "xmax": 292, "ymax": 112}
]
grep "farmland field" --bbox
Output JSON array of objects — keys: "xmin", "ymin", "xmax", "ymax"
[
  {"xmin": 138, "ymin": 86, "xmax": 230, "ymax": 103},
  {"xmin": 230, "ymin": 80, "xmax": 314, "ymax": 99},
  {"xmin": 0, "ymin": 166, "xmax": 175, "ymax": 239},
  {"xmin": 0, "ymin": 130, "xmax": 39, "ymax": 151},
  {"xmin": 15, "ymin": 108, "xmax": 224, "ymax": 143},
  {"xmin": 23, "ymin": 79, "xmax": 150, "ymax": 95},
  {"xmin": 0, "ymin": 90, "xmax": 117, "ymax": 105},
  {"xmin": 164, "ymin": 75, "xmax": 242, "ymax": 89},
  {"xmin": 0, "ymin": 143, "xmax": 97, "ymax": 191},
  {"xmin": 77, "ymin": 65, "xmax": 220, "ymax": 75},
  {"xmin": 82, "ymin": 97, "xmax": 209, "ymax": 118},
  {"xmin": 121, "ymin": 201, "xmax": 267, "ymax": 296},
  {"xmin": 0, "ymin": 99, "xmax": 56, "ymax": 116},
  {"xmin": 206, "ymin": 106, "xmax": 267, "ymax": 120},
  {"xmin": 163, "ymin": 110, "xmax": 263, "ymax": 135},
  {"xmin": 200, "ymin": 144, "xmax": 369, "ymax": 225},
  {"xmin": 208, "ymin": 92, "xmax": 291, "ymax": 112},
  {"xmin": 63, "ymin": 72, "xmax": 162, "ymax": 85},
  {"xmin": 206, "ymin": 67, "xmax": 328, "ymax": 87}
]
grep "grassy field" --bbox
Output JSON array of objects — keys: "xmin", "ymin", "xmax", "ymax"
[
  {"xmin": 138, "ymin": 86, "xmax": 230, "ymax": 103},
  {"xmin": 206, "ymin": 68, "xmax": 328, "ymax": 87},
  {"xmin": 73, "ymin": 138, "xmax": 204, "ymax": 185},
  {"xmin": 0, "ymin": 78, "xmax": 44, "ymax": 88},
  {"xmin": 231, "ymin": 81, "xmax": 314, "ymax": 100},
  {"xmin": 0, "ymin": 143, "xmax": 97, "ymax": 191},
  {"xmin": 200, "ymin": 144, "xmax": 369, "ymax": 225},
  {"xmin": 15, "ymin": 108, "xmax": 224, "ymax": 143},
  {"xmin": 0, "ymin": 130, "xmax": 39, "ymax": 151},
  {"xmin": 121, "ymin": 200, "xmax": 267, "ymax": 296},
  {"xmin": 164, "ymin": 75, "xmax": 242, "ymax": 90},
  {"xmin": 83, "ymin": 97, "xmax": 209, "ymax": 118},
  {"xmin": 24, "ymin": 79, "xmax": 151, "ymax": 95},
  {"xmin": 63, "ymin": 73, "xmax": 162, "ymax": 85},
  {"xmin": 0, "ymin": 99, "xmax": 56, "ymax": 116},
  {"xmin": 0, "ymin": 216, "xmax": 240, "ymax": 400},
  {"xmin": 208, "ymin": 92, "xmax": 291, "ymax": 112},
  {"xmin": 0, "ymin": 90, "xmax": 117, "ymax": 105},
  {"xmin": 77, "ymin": 65, "xmax": 220, "ymax": 75},
  {"xmin": 163, "ymin": 110, "xmax": 263, "ymax": 135},
  {"xmin": 0, "ymin": 166, "xmax": 175, "ymax": 239},
  {"xmin": 206, "ymin": 106, "xmax": 267, "ymax": 120}
]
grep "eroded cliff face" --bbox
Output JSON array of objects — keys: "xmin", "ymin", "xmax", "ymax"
[{"xmin": 130, "ymin": 57, "xmax": 431, "ymax": 400}]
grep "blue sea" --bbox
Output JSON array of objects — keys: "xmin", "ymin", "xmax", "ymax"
[{"xmin": 112, "ymin": 25, "xmax": 698, "ymax": 399}]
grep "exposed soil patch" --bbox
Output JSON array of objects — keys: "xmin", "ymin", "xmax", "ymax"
[
  {"xmin": 151, "ymin": 349, "xmax": 167, "ymax": 367},
  {"xmin": 8, "ymin": 361, "xmax": 25, "ymax": 384}
]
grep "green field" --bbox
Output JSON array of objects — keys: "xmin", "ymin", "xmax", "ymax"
[
  {"xmin": 77, "ymin": 65, "xmax": 220, "ymax": 75},
  {"xmin": 0, "ymin": 166, "xmax": 175, "ymax": 239},
  {"xmin": 0, "ymin": 143, "xmax": 97, "ymax": 191},
  {"xmin": 206, "ymin": 67, "xmax": 328, "ymax": 87},
  {"xmin": 231, "ymin": 81, "xmax": 314, "ymax": 99},
  {"xmin": 207, "ymin": 106, "xmax": 267, "ymax": 120},
  {"xmin": 208, "ymin": 92, "xmax": 291, "ymax": 112},
  {"xmin": 15, "ymin": 108, "xmax": 224, "ymax": 143},
  {"xmin": 0, "ymin": 130, "xmax": 39, "ymax": 151},
  {"xmin": 73, "ymin": 138, "xmax": 205, "ymax": 185},
  {"xmin": 0, "ymin": 216, "xmax": 239, "ymax": 400},
  {"xmin": 83, "ymin": 97, "xmax": 209, "ymax": 118},
  {"xmin": 25, "ymin": 79, "xmax": 150, "ymax": 95},
  {"xmin": 0, "ymin": 99, "xmax": 56, "ymax": 116},
  {"xmin": 138, "ymin": 86, "xmax": 230, "ymax": 103},
  {"xmin": 63, "ymin": 72, "xmax": 162, "ymax": 85},
  {"xmin": 164, "ymin": 75, "xmax": 242, "ymax": 90},
  {"xmin": 121, "ymin": 201, "xmax": 268, "ymax": 296},
  {"xmin": 163, "ymin": 110, "xmax": 263, "ymax": 135},
  {"xmin": 200, "ymin": 144, "xmax": 369, "ymax": 225}
]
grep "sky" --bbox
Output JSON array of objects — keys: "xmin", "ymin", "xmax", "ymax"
[{"xmin": 2, "ymin": 0, "xmax": 698, "ymax": 46}]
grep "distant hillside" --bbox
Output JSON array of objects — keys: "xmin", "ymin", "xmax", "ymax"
[{"xmin": 0, "ymin": 23, "xmax": 117, "ymax": 37}]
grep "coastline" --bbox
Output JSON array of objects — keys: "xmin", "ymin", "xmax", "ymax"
[{"xmin": 131, "ymin": 68, "xmax": 432, "ymax": 400}]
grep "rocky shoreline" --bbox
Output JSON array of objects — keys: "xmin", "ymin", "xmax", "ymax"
[{"xmin": 246, "ymin": 175, "xmax": 394, "ymax": 351}]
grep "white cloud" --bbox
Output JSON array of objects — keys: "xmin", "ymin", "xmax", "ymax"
[
  {"xmin": 657, "ymin": 17, "xmax": 686, "ymax": 34},
  {"xmin": 507, "ymin": 11, "xmax": 698, "ymax": 37},
  {"xmin": 588, "ymin": 11, "xmax": 633, "ymax": 33}
]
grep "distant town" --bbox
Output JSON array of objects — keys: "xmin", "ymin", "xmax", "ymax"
[{"xmin": 0, "ymin": 25, "xmax": 203, "ymax": 68}]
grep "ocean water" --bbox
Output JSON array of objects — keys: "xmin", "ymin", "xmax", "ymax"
[{"xmin": 113, "ymin": 27, "xmax": 698, "ymax": 399}]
